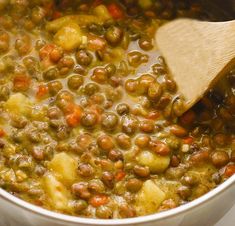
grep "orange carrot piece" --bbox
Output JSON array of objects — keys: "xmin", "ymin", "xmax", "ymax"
[
  {"xmin": 36, "ymin": 84, "xmax": 48, "ymax": 99},
  {"xmin": 89, "ymin": 194, "xmax": 109, "ymax": 207},
  {"xmin": 224, "ymin": 165, "xmax": 235, "ymax": 178},
  {"xmin": 0, "ymin": 128, "xmax": 5, "ymax": 137},
  {"xmin": 115, "ymin": 170, "xmax": 126, "ymax": 181},
  {"xmin": 183, "ymin": 137, "xmax": 194, "ymax": 144},
  {"xmin": 107, "ymin": 3, "xmax": 124, "ymax": 20},
  {"xmin": 65, "ymin": 104, "xmax": 82, "ymax": 127}
]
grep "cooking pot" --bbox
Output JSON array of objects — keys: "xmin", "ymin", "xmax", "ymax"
[{"xmin": 0, "ymin": 1, "xmax": 234, "ymax": 226}]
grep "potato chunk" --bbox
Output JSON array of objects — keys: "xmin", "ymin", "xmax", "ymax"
[
  {"xmin": 137, "ymin": 151, "xmax": 170, "ymax": 173},
  {"xmin": 43, "ymin": 173, "xmax": 70, "ymax": 211},
  {"xmin": 46, "ymin": 15, "xmax": 101, "ymax": 32},
  {"xmin": 135, "ymin": 180, "xmax": 166, "ymax": 215},
  {"xmin": 5, "ymin": 93, "xmax": 32, "ymax": 116},
  {"xmin": 48, "ymin": 152, "xmax": 77, "ymax": 185},
  {"xmin": 93, "ymin": 5, "xmax": 112, "ymax": 21},
  {"xmin": 54, "ymin": 23, "xmax": 82, "ymax": 51}
]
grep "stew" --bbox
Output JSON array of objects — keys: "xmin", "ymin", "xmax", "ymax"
[{"xmin": 0, "ymin": 0, "xmax": 234, "ymax": 219}]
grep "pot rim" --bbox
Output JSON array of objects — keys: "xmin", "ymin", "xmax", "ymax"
[{"xmin": 0, "ymin": 175, "xmax": 234, "ymax": 225}]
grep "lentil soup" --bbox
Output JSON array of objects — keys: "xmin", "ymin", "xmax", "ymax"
[{"xmin": 0, "ymin": 0, "xmax": 234, "ymax": 219}]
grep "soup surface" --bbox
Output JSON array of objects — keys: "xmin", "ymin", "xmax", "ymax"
[{"xmin": 0, "ymin": 0, "xmax": 234, "ymax": 219}]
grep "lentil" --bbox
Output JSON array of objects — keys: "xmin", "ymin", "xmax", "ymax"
[{"xmin": 0, "ymin": 0, "xmax": 233, "ymax": 220}]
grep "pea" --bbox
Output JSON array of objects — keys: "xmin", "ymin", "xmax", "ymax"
[
  {"xmin": 23, "ymin": 56, "xmax": 39, "ymax": 75},
  {"xmin": 177, "ymin": 186, "xmax": 191, "ymax": 200},
  {"xmin": 147, "ymin": 82, "xmax": 162, "ymax": 101},
  {"xmin": 73, "ymin": 200, "xmax": 88, "ymax": 213},
  {"xmin": 96, "ymin": 206, "xmax": 113, "ymax": 219},
  {"xmin": 88, "ymin": 23, "xmax": 105, "ymax": 35},
  {"xmin": 125, "ymin": 79, "xmax": 139, "ymax": 94},
  {"xmin": 105, "ymin": 26, "xmax": 123, "ymax": 46},
  {"xmin": 56, "ymin": 90, "xmax": 74, "ymax": 109},
  {"xmin": 0, "ymin": 31, "xmax": 9, "ymax": 53},
  {"xmin": 116, "ymin": 133, "xmax": 131, "ymax": 150},
  {"xmin": 81, "ymin": 111, "xmax": 98, "ymax": 128},
  {"xmin": 48, "ymin": 81, "xmax": 63, "ymax": 96},
  {"xmin": 31, "ymin": 6, "xmax": 45, "ymax": 24},
  {"xmin": 139, "ymin": 120, "xmax": 155, "ymax": 133},
  {"xmin": 211, "ymin": 151, "xmax": 229, "ymax": 168},
  {"xmin": 67, "ymin": 75, "xmax": 84, "ymax": 90},
  {"xmin": 88, "ymin": 179, "xmax": 105, "ymax": 194},
  {"xmin": 101, "ymin": 112, "xmax": 119, "ymax": 131},
  {"xmin": 35, "ymin": 39, "xmax": 46, "ymax": 50},
  {"xmin": 47, "ymin": 107, "xmax": 62, "ymax": 119},
  {"xmin": 133, "ymin": 165, "xmax": 150, "ymax": 178},
  {"xmin": 116, "ymin": 103, "xmax": 130, "ymax": 115},
  {"xmin": 15, "ymin": 34, "xmax": 31, "ymax": 56},
  {"xmin": 76, "ymin": 49, "xmax": 93, "ymax": 66},
  {"xmin": 128, "ymin": 51, "xmax": 149, "ymax": 67},
  {"xmin": 108, "ymin": 149, "xmax": 123, "ymax": 162},
  {"xmin": 78, "ymin": 163, "xmax": 94, "ymax": 177},
  {"xmin": 105, "ymin": 63, "xmax": 116, "ymax": 77},
  {"xmin": 137, "ymin": 74, "xmax": 155, "ymax": 94},
  {"xmin": 138, "ymin": 37, "xmax": 153, "ymax": 51},
  {"xmin": 172, "ymin": 98, "xmax": 185, "ymax": 117},
  {"xmin": 91, "ymin": 67, "xmax": 108, "ymax": 84},
  {"xmin": 135, "ymin": 135, "xmax": 150, "ymax": 148},
  {"xmin": 121, "ymin": 115, "xmax": 139, "ymax": 135},
  {"xmin": 126, "ymin": 178, "xmax": 143, "ymax": 192},
  {"xmin": 181, "ymin": 172, "xmax": 199, "ymax": 187},
  {"xmin": 72, "ymin": 182, "xmax": 91, "ymax": 199},
  {"xmin": 101, "ymin": 171, "xmax": 114, "ymax": 188},
  {"xmin": 84, "ymin": 83, "xmax": 99, "ymax": 96},
  {"xmin": 97, "ymin": 134, "xmax": 114, "ymax": 152},
  {"xmin": 0, "ymin": 86, "xmax": 10, "ymax": 101},
  {"xmin": 43, "ymin": 67, "xmax": 59, "ymax": 80},
  {"xmin": 1, "ymin": 55, "xmax": 15, "ymax": 72}
]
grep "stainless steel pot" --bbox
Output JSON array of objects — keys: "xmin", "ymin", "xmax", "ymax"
[
  {"xmin": 0, "ymin": 1, "xmax": 235, "ymax": 226},
  {"xmin": 0, "ymin": 176, "xmax": 234, "ymax": 226}
]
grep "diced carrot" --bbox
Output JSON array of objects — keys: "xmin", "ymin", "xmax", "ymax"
[
  {"xmin": 13, "ymin": 75, "xmax": 31, "ymax": 92},
  {"xmin": 183, "ymin": 137, "xmax": 194, "ymax": 144},
  {"xmin": 63, "ymin": 102, "xmax": 81, "ymax": 115},
  {"xmin": 224, "ymin": 165, "xmax": 235, "ymax": 178},
  {"xmin": 39, "ymin": 44, "xmax": 55, "ymax": 60},
  {"xmin": 107, "ymin": 3, "xmax": 124, "ymax": 20},
  {"xmin": 180, "ymin": 110, "xmax": 196, "ymax": 126},
  {"xmin": 36, "ymin": 84, "xmax": 48, "ymax": 99},
  {"xmin": 87, "ymin": 34, "xmax": 106, "ymax": 51},
  {"xmin": 65, "ymin": 104, "xmax": 82, "ymax": 127},
  {"xmin": 89, "ymin": 194, "xmax": 109, "ymax": 207},
  {"xmin": 66, "ymin": 113, "xmax": 80, "ymax": 127},
  {"xmin": 115, "ymin": 170, "xmax": 126, "ymax": 181},
  {"xmin": 0, "ymin": 128, "xmax": 5, "ymax": 137}
]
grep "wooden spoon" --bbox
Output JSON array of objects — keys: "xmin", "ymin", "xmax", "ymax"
[{"xmin": 156, "ymin": 19, "xmax": 235, "ymax": 113}]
